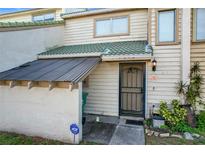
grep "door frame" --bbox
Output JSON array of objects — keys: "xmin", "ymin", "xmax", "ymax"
[{"xmin": 118, "ymin": 61, "xmax": 147, "ymax": 118}]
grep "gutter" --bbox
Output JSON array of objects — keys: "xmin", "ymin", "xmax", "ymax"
[
  {"xmin": 0, "ymin": 21, "xmax": 64, "ymax": 32},
  {"xmin": 38, "ymin": 52, "xmax": 102, "ymax": 59},
  {"xmin": 102, "ymin": 54, "xmax": 152, "ymax": 61},
  {"xmin": 38, "ymin": 53, "xmax": 152, "ymax": 61}
]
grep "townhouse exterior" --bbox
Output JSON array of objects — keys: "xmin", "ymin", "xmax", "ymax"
[
  {"xmin": 0, "ymin": 8, "xmax": 204, "ymax": 143},
  {"xmin": 0, "ymin": 8, "xmax": 63, "ymax": 22},
  {"xmin": 0, "ymin": 8, "xmax": 91, "ymax": 22}
]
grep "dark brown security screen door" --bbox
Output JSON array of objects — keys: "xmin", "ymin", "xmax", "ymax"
[{"xmin": 120, "ymin": 63, "xmax": 145, "ymax": 117}]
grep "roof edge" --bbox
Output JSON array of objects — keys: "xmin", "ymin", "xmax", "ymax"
[
  {"xmin": 102, "ymin": 54, "xmax": 152, "ymax": 61},
  {"xmin": 61, "ymin": 8, "xmax": 139, "ymax": 19},
  {"xmin": 38, "ymin": 52, "xmax": 102, "ymax": 59},
  {"xmin": 0, "ymin": 20, "xmax": 64, "ymax": 30},
  {"xmin": 0, "ymin": 8, "xmax": 59, "ymax": 18},
  {"xmin": 38, "ymin": 53, "xmax": 152, "ymax": 61}
]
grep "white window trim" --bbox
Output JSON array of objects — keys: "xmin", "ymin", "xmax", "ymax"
[
  {"xmin": 94, "ymin": 15, "xmax": 129, "ymax": 37},
  {"xmin": 156, "ymin": 9, "xmax": 179, "ymax": 45},
  {"xmin": 193, "ymin": 8, "xmax": 205, "ymax": 42}
]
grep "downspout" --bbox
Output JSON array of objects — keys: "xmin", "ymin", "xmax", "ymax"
[
  {"xmin": 181, "ymin": 8, "xmax": 191, "ymax": 104},
  {"xmin": 181, "ymin": 8, "xmax": 191, "ymax": 83}
]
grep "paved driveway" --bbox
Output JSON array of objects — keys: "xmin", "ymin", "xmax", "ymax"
[
  {"xmin": 83, "ymin": 121, "xmax": 145, "ymax": 145},
  {"xmin": 109, "ymin": 124, "xmax": 145, "ymax": 145}
]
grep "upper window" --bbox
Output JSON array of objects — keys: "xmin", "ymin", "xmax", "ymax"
[
  {"xmin": 32, "ymin": 13, "xmax": 55, "ymax": 22},
  {"xmin": 157, "ymin": 10, "xmax": 176, "ymax": 43},
  {"xmin": 95, "ymin": 16, "xmax": 129, "ymax": 37},
  {"xmin": 194, "ymin": 8, "xmax": 205, "ymax": 41}
]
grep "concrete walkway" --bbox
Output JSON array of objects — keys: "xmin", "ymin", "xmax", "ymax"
[
  {"xmin": 83, "ymin": 122, "xmax": 116, "ymax": 144},
  {"xmin": 109, "ymin": 124, "xmax": 145, "ymax": 145}
]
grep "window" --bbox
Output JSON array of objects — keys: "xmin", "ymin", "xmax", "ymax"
[
  {"xmin": 157, "ymin": 10, "xmax": 176, "ymax": 43},
  {"xmin": 194, "ymin": 8, "xmax": 205, "ymax": 41},
  {"xmin": 95, "ymin": 16, "xmax": 129, "ymax": 37},
  {"xmin": 33, "ymin": 13, "xmax": 55, "ymax": 22}
]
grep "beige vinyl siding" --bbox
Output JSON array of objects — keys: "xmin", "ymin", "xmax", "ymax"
[
  {"xmin": 147, "ymin": 8, "xmax": 182, "ymax": 115},
  {"xmin": 191, "ymin": 44, "xmax": 205, "ymax": 99},
  {"xmin": 0, "ymin": 9, "xmax": 63, "ymax": 22},
  {"xmin": 84, "ymin": 62, "xmax": 119, "ymax": 116},
  {"xmin": 55, "ymin": 8, "xmax": 63, "ymax": 20},
  {"xmin": 190, "ymin": 9, "xmax": 205, "ymax": 99},
  {"xmin": 64, "ymin": 9, "xmax": 148, "ymax": 45},
  {"xmin": 0, "ymin": 14, "xmax": 32, "ymax": 22}
]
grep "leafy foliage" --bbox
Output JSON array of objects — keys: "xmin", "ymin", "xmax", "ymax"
[
  {"xmin": 159, "ymin": 100, "xmax": 187, "ymax": 126},
  {"xmin": 144, "ymin": 118, "xmax": 152, "ymax": 127},
  {"xmin": 176, "ymin": 62, "xmax": 204, "ymax": 110},
  {"xmin": 196, "ymin": 111, "xmax": 205, "ymax": 131},
  {"xmin": 160, "ymin": 125, "xmax": 169, "ymax": 130},
  {"xmin": 170, "ymin": 121, "xmax": 194, "ymax": 132}
]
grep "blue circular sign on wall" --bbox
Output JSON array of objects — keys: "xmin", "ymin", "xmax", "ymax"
[{"xmin": 70, "ymin": 123, "xmax": 79, "ymax": 135}]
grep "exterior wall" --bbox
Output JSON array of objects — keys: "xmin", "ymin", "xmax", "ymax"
[
  {"xmin": 190, "ymin": 9, "xmax": 205, "ymax": 99},
  {"xmin": 0, "ymin": 26, "xmax": 64, "ymax": 72},
  {"xmin": 55, "ymin": 8, "xmax": 63, "ymax": 20},
  {"xmin": 0, "ymin": 14, "xmax": 32, "ymax": 22},
  {"xmin": 0, "ymin": 9, "xmax": 63, "ymax": 22},
  {"xmin": 0, "ymin": 85, "xmax": 82, "ymax": 143},
  {"xmin": 191, "ymin": 43, "xmax": 205, "ymax": 99},
  {"xmin": 82, "ymin": 9, "xmax": 183, "ymax": 118},
  {"xmin": 146, "ymin": 8, "xmax": 183, "ymax": 116},
  {"xmin": 84, "ymin": 62, "xmax": 119, "ymax": 116},
  {"xmin": 64, "ymin": 9, "xmax": 148, "ymax": 45}
]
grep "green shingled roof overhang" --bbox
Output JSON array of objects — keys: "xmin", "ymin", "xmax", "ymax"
[
  {"xmin": 39, "ymin": 40, "xmax": 150, "ymax": 57},
  {"xmin": 0, "ymin": 20, "xmax": 64, "ymax": 28}
]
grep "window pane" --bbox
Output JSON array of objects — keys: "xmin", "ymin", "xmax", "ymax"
[
  {"xmin": 96, "ymin": 19, "xmax": 111, "ymax": 36},
  {"xmin": 33, "ymin": 13, "xmax": 55, "ymax": 22},
  {"xmin": 158, "ymin": 10, "xmax": 175, "ymax": 42},
  {"xmin": 112, "ymin": 17, "xmax": 128, "ymax": 34},
  {"xmin": 33, "ymin": 15, "xmax": 44, "ymax": 21},
  {"xmin": 196, "ymin": 8, "xmax": 205, "ymax": 40},
  {"xmin": 44, "ymin": 13, "xmax": 55, "ymax": 21}
]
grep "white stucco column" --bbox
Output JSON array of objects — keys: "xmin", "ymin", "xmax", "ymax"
[
  {"xmin": 181, "ymin": 8, "xmax": 191, "ymax": 82},
  {"xmin": 77, "ymin": 82, "xmax": 83, "ymax": 143}
]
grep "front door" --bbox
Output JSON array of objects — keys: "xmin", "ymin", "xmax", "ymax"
[{"xmin": 120, "ymin": 63, "xmax": 145, "ymax": 117}]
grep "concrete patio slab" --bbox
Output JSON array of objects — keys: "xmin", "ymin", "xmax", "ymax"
[
  {"xmin": 83, "ymin": 122, "xmax": 116, "ymax": 144},
  {"xmin": 109, "ymin": 124, "xmax": 145, "ymax": 145}
]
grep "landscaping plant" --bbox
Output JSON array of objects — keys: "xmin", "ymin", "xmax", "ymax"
[
  {"xmin": 159, "ymin": 100, "xmax": 187, "ymax": 129},
  {"xmin": 176, "ymin": 62, "xmax": 204, "ymax": 127},
  {"xmin": 196, "ymin": 111, "xmax": 205, "ymax": 131},
  {"xmin": 144, "ymin": 118, "xmax": 152, "ymax": 128}
]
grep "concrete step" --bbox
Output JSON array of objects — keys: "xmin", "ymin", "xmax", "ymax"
[{"xmin": 109, "ymin": 124, "xmax": 145, "ymax": 145}]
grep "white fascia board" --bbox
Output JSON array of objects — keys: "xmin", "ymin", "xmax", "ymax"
[
  {"xmin": 102, "ymin": 54, "xmax": 152, "ymax": 61},
  {"xmin": 61, "ymin": 8, "xmax": 136, "ymax": 19},
  {"xmin": 38, "ymin": 52, "xmax": 102, "ymax": 59}
]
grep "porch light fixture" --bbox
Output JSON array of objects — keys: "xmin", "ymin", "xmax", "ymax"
[{"xmin": 152, "ymin": 58, "xmax": 157, "ymax": 72}]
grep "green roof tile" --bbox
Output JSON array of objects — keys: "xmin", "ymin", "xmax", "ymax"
[
  {"xmin": 39, "ymin": 40, "xmax": 149, "ymax": 57},
  {"xmin": 0, "ymin": 20, "xmax": 64, "ymax": 28}
]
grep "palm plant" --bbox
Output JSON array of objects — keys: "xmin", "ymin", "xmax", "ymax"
[
  {"xmin": 176, "ymin": 62, "xmax": 203, "ymax": 127},
  {"xmin": 177, "ymin": 62, "xmax": 203, "ymax": 110}
]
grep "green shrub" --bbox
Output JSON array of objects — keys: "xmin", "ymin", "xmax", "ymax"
[
  {"xmin": 196, "ymin": 111, "xmax": 205, "ymax": 131},
  {"xmin": 159, "ymin": 99, "xmax": 187, "ymax": 127},
  {"xmin": 160, "ymin": 125, "xmax": 169, "ymax": 130},
  {"xmin": 171, "ymin": 122, "xmax": 194, "ymax": 132},
  {"xmin": 144, "ymin": 118, "xmax": 152, "ymax": 127}
]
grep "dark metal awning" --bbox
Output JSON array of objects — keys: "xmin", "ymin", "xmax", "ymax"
[{"xmin": 0, "ymin": 57, "xmax": 101, "ymax": 83}]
